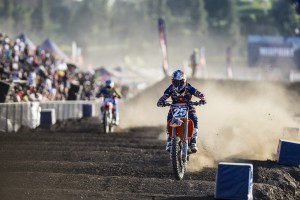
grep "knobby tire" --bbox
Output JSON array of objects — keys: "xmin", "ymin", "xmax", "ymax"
[
  {"xmin": 171, "ymin": 136, "xmax": 186, "ymax": 180},
  {"xmin": 103, "ymin": 111, "xmax": 110, "ymax": 134}
]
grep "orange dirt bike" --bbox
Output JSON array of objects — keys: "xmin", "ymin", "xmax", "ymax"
[
  {"xmin": 164, "ymin": 101, "xmax": 204, "ymax": 180},
  {"xmin": 102, "ymin": 97, "xmax": 116, "ymax": 134}
]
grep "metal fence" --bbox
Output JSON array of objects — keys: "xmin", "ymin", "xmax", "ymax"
[{"xmin": 0, "ymin": 100, "xmax": 101, "ymax": 132}]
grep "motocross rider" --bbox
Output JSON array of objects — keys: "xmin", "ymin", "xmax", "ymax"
[
  {"xmin": 96, "ymin": 80, "xmax": 122, "ymax": 125},
  {"xmin": 157, "ymin": 69, "xmax": 206, "ymax": 153}
]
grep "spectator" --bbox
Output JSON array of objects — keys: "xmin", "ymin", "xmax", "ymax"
[
  {"xmin": 0, "ymin": 32, "xmax": 98, "ymax": 103},
  {"xmin": 199, "ymin": 47, "xmax": 207, "ymax": 78},
  {"xmin": 226, "ymin": 46, "xmax": 233, "ymax": 79},
  {"xmin": 189, "ymin": 48, "xmax": 200, "ymax": 78}
]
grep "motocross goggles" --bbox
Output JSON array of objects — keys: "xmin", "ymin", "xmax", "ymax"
[{"xmin": 172, "ymin": 79, "xmax": 185, "ymax": 87}]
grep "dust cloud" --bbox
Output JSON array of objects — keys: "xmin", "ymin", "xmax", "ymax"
[
  {"xmin": 189, "ymin": 79, "xmax": 300, "ymax": 171},
  {"xmin": 120, "ymin": 78, "xmax": 300, "ymax": 171}
]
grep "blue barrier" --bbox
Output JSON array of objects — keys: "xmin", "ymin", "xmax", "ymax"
[
  {"xmin": 277, "ymin": 139, "xmax": 300, "ymax": 167},
  {"xmin": 40, "ymin": 109, "xmax": 56, "ymax": 127},
  {"xmin": 83, "ymin": 104, "xmax": 93, "ymax": 117},
  {"xmin": 215, "ymin": 162, "xmax": 253, "ymax": 200}
]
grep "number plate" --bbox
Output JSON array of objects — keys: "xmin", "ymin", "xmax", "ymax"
[
  {"xmin": 171, "ymin": 105, "xmax": 188, "ymax": 118},
  {"xmin": 104, "ymin": 98, "xmax": 114, "ymax": 103}
]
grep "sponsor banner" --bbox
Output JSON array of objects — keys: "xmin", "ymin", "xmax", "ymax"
[
  {"xmin": 158, "ymin": 18, "xmax": 169, "ymax": 76},
  {"xmin": 248, "ymin": 35, "xmax": 300, "ymax": 68}
]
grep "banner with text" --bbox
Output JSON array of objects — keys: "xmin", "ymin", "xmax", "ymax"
[
  {"xmin": 158, "ymin": 18, "xmax": 169, "ymax": 76},
  {"xmin": 248, "ymin": 35, "xmax": 300, "ymax": 69}
]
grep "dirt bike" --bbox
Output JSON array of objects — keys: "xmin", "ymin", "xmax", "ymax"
[
  {"xmin": 102, "ymin": 97, "xmax": 115, "ymax": 134},
  {"xmin": 164, "ymin": 100, "xmax": 204, "ymax": 180}
]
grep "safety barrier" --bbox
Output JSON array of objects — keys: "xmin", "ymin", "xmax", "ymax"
[
  {"xmin": 0, "ymin": 102, "xmax": 40, "ymax": 132},
  {"xmin": 0, "ymin": 100, "xmax": 101, "ymax": 132},
  {"xmin": 215, "ymin": 162, "xmax": 253, "ymax": 200},
  {"xmin": 277, "ymin": 139, "xmax": 300, "ymax": 167},
  {"xmin": 40, "ymin": 101, "xmax": 101, "ymax": 121}
]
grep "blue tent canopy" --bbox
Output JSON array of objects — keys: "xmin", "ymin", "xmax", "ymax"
[
  {"xmin": 40, "ymin": 39, "xmax": 70, "ymax": 62},
  {"xmin": 17, "ymin": 33, "xmax": 35, "ymax": 49}
]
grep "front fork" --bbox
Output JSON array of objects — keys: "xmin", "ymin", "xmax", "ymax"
[
  {"xmin": 171, "ymin": 117, "xmax": 189, "ymax": 161},
  {"xmin": 182, "ymin": 117, "xmax": 189, "ymax": 161}
]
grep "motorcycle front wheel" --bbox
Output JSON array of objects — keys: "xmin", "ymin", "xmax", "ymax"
[
  {"xmin": 171, "ymin": 136, "xmax": 186, "ymax": 180},
  {"xmin": 103, "ymin": 111, "xmax": 110, "ymax": 134}
]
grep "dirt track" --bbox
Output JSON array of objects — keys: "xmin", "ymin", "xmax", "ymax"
[
  {"xmin": 0, "ymin": 119, "xmax": 299, "ymax": 200},
  {"xmin": 0, "ymin": 123, "xmax": 215, "ymax": 200},
  {"xmin": 1, "ymin": 78, "xmax": 300, "ymax": 199}
]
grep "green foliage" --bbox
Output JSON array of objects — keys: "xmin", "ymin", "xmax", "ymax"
[
  {"xmin": 12, "ymin": 4, "xmax": 32, "ymax": 35},
  {"xmin": 271, "ymin": 0, "xmax": 300, "ymax": 36},
  {"xmin": 1, "ymin": 0, "xmax": 12, "ymax": 18},
  {"xmin": 48, "ymin": 1, "xmax": 72, "ymax": 35},
  {"xmin": 31, "ymin": 0, "xmax": 51, "ymax": 33},
  {"xmin": 289, "ymin": 0, "xmax": 300, "ymax": 14},
  {"xmin": 0, "ymin": 0, "xmax": 299, "ymax": 65},
  {"xmin": 188, "ymin": 0, "xmax": 207, "ymax": 37}
]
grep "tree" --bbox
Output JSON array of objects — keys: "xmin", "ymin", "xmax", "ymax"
[
  {"xmin": 1, "ymin": 0, "xmax": 12, "ymax": 18},
  {"xmin": 31, "ymin": 0, "xmax": 51, "ymax": 33},
  {"xmin": 0, "ymin": 0, "xmax": 14, "ymax": 34},
  {"xmin": 147, "ymin": 0, "xmax": 168, "ymax": 19},
  {"xmin": 12, "ymin": 4, "xmax": 32, "ymax": 34},
  {"xmin": 204, "ymin": 0, "xmax": 240, "ymax": 46},
  {"xmin": 48, "ymin": 0, "xmax": 72, "ymax": 38},
  {"xmin": 226, "ymin": 0, "xmax": 240, "ymax": 47},
  {"xmin": 69, "ymin": 0, "xmax": 95, "ymax": 45},
  {"xmin": 189, "ymin": 0, "xmax": 207, "ymax": 37},
  {"xmin": 204, "ymin": 0, "xmax": 228, "ymax": 34},
  {"xmin": 238, "ymin": 0, "xmax": 276, "ymax": 35},
  {"xmin": 289, "ymin": 0, "xmax": 300, "ymax": 14},
  {"xmin": 90, "ymin": 0, "xmax": 109, "ymax": 40},
  {"xmin": 272, "ymin": 0, "xmax": 299, "ymax": 36}
]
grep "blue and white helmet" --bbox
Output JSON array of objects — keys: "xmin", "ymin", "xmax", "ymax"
[
  {"xmin": 104, "ymin": 80, "xmax": 114, "ymax": 88},
  {"xmin": 171, "ymin": 70, "xmax": 187, "ymax": 93}
]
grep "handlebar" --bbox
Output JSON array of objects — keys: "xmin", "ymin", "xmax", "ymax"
[{"xmin": 163, "ymin": 100, "xmax": 206, "ymax": 107}]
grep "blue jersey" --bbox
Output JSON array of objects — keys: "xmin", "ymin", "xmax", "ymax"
[
  {"xmin": 96, "ymin": 87, "xmax": 122, "ymax": 99},
  {"xmin": 157, "ymin": 83, "xmax": 205, "ymax": 105}
]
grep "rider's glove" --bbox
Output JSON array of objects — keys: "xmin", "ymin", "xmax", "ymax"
[
  {"xmin": 157, "ymin": 101, "xmax": 166, "ymax": 107},
  {"xmin": 199, "ymin": 99, "xmax": 207, "ymax": 105},
  {"xmin": 199, "ymin": 93, "xmax": 205, "ymax": 100}
]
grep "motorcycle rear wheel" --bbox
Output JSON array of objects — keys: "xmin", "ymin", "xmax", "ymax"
[{"xmin": 171, "ymin": 137, "xmax": 186, "ymax": 180}]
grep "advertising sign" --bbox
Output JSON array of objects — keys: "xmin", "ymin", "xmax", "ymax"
[{"xmin": 248, "ymin": 35, "xmax": 300, "ymax": 69}]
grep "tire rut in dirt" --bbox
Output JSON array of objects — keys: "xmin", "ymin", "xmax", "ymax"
[
  {"xmin": 0, "ymin": 126, "xmax": 215, "ymax": 200},
  {"xmin": 1, "ymin": 126, "xmax": 300, "ymax": 199}
]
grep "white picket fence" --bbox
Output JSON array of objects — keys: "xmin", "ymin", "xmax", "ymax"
[{"xmin": 0, "ymin": 101, "xmax": 101, "ymax": 132}]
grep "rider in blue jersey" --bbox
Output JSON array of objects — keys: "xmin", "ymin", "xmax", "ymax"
[
  {"xmin": 96, "ymin": 80, "xmax": 122, "ymax": 125},
  {"xmin": 157, "ymin": 69, "xmax": 206, "ymax": 153}
]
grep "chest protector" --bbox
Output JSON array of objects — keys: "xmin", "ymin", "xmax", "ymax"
[{"xmin": 170, "ymin": 86, "xmax": 192, "ymax": 104}]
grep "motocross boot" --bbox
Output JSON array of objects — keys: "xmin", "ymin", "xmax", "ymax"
[
  {"xmin": 113, "ymin": 111, "xmax": 119, "ymax": 125},
  {"xmin": 166, "ymin": 137, "xmax": 172, "ymax": 152},
  {"xmin": 190, "ymin": 128, "xmax": 198, "ymax": 153},
  {"xmin": 100, "ymin": 112, "xmax": 104, "ymax": 124}
]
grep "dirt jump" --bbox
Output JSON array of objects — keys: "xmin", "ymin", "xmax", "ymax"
[{"xmin": 1, "ymin": 78, "xmax": 300, "ymax": 199}]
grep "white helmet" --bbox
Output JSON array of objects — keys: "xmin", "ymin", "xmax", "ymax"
[{"xmin": 104, "ymin": 80, "xmax": 114, "ymax": 88}]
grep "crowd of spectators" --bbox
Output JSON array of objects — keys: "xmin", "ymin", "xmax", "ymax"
[{"xmin": 0, "ymin": 32, "xmax": 96, "ymax": 103}]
